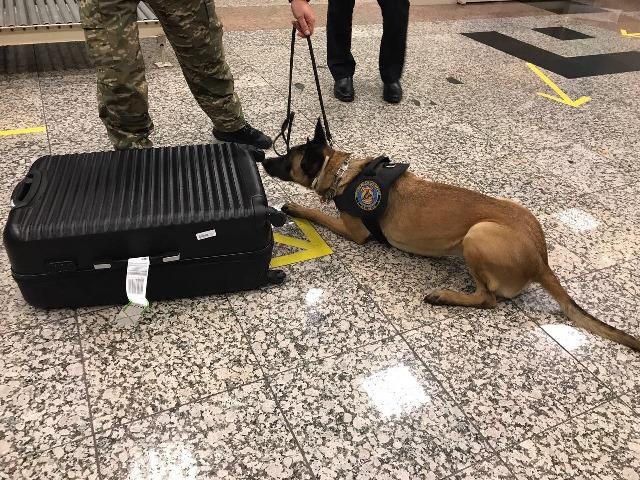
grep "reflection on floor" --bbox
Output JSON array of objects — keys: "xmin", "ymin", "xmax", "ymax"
[{"xmin": 1, "ymin": 0, "xmax": 639, "ymax": 478}]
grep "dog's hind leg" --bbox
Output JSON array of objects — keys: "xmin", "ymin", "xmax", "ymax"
[
  {"xmin": 425, "ymin": 221, "xmax": 536, "ymax": 308},
  {"xmin": 424, "ymin": 274, "xmax": 497, "ymax": 308}
]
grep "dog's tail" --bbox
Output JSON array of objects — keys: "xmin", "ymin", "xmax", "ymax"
[{"xmin": 538, "ymin": 267, "xmax": 640, "ymax": 352}]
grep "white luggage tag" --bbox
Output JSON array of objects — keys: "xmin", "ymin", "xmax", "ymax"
[{"xmin": 126, "ymin": 256, "xmax": 150, "ymax": 308}]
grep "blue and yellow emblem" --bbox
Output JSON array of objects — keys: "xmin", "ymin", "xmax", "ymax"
[{"xmin": 355, "ymin": 180, "xmax": 382, "ymax": 211}]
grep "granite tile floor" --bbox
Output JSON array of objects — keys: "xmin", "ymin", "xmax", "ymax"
[{"xmin": 1, "ymin": 1, "xmax": 640, "ymax": 478}]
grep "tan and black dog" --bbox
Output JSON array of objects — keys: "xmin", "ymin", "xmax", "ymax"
[{"xmin": 263, "ymin": 121, "xmax": 640, "ymax": 352}]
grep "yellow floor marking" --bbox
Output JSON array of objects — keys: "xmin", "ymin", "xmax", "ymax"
[
  {"xmin": 620, "ymin": 29, "xmax": 640, "ymax": 38},
  {"xmin": 0, "ymin": 126, "xmax": 47, "ymax": 137},
  {"xmin": 526, "ymin": 62, "xmax": 591, "ymax": 108},
  {"xmin": 271, "ymin": 217, "xmax": 333, "ymax": 268}
]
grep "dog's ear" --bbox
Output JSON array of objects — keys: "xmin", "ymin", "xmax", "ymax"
[
  {"xmin": 312, "ymin": 118, "xmax": 327, "ymax": 146},
  {"xmin": 300, "ymin": 145, "xmax": 326, "ymax": 180}
]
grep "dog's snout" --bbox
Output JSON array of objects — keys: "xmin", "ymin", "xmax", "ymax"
[
  {"xmin": 262, "ymin": 157, "xmax": 277, "ymax": 174},
  {"xmin": 262, "ymin": 156, "xmax": 292, "ymax": 181}
]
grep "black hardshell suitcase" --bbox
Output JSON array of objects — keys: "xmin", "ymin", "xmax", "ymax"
[{"xmin": 3, "ymin": 143, "xmax": 286, "ymax": 309}]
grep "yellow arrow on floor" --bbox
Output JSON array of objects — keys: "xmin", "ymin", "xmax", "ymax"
[
  {"xmin": 620, "ymin": 29, "xmax": 640, "ymax": 38},
  {"xmin": 271, "ymin": 217, "xmax": 333, "ymax": 268},
  {"xmin": 526, "ymin": 62, "xmax": 591, "ymax": 108},
  {"xmin": 0, "ymin": 126, "xmax": 47, "ymax": 137}
]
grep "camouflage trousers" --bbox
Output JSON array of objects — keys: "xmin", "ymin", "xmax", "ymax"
[{"xmin": 79, "ymin": 0, "xmax": 245, "ymax": 150}]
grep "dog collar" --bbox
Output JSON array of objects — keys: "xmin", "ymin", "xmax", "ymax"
[
  {"xmin": 311, "ymin": 155, "xmax": 330, "ymax": 191},
  {"xmin": 320, "ymin": 155, "xmax": 350, "ymax": 201}
]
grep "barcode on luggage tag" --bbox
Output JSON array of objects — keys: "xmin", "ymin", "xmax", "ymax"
[
  {"xmin": 127, "ymin": 277, "xmax": 146, "ymax": 296},
  {"xmin": 126, "ymin": 257, "xmax": 150, "ymax": 307},
  {"xmin": 196, "ymin": 229, "xmax": 216, "ymax": 240}
]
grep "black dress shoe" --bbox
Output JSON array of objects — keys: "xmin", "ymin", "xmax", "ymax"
[
  {"xmin": 383, "ymin": 81, "xmax": 403, "ymax": 104},
  {"xmin": 212, "ymin": 123, "xmax": 272, "ymax": 150},
  {"xmin": 334, "ymin": 77, "xmax": 354, "ymax": 102}
]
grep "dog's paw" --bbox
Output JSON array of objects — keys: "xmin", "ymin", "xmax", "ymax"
[
  {"xmin": 281, "ymin": 203, "xmax": 303, "ymax": 217},
  {"xmin": 424, "ymin": 289, "xmax": 448, "ymax": 306}
]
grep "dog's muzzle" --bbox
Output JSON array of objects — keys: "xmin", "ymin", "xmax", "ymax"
[{"xmin": 262, "ymin": 155, "xmax": 292, "ymax": 181}]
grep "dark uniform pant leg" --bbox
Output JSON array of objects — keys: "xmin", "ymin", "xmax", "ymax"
[
  {"xmin": 326, "ymin": 0, "xmax": 356, "ymax": 81},
  {"xmin": 378, "ymin": 0, "xmax": 410, "ymax": 84},
  {"xmin": 79, "ymin": 0, "xmax": 153, "ymax": 150},
  {"xmin": 146, "ymin": 0, "xmax": 245, "ymax": 132}
]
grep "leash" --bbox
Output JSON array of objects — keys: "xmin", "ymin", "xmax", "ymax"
[{"xmin": 273, "ymin": 27, "xmax": 333, "ymax": 156}]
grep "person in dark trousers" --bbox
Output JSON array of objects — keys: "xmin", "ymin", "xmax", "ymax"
[{"xmin": 327, "ymin": 0, "xmax": 409, "ymax": 104}]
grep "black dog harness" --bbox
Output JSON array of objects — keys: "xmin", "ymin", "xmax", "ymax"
[{"xmin": 334, "ymin": 156, "xmax": 409, "ymax": 244}]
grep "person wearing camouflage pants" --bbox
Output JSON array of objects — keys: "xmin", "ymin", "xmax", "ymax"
[{"xmin": 79, "ymin": 0, "xmax": 313, "ymax": 150}]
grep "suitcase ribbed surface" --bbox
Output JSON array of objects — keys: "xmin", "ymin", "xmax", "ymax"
[{"xmin": 14, "ymin": 143, "xmax": 259, "ymax": 242}]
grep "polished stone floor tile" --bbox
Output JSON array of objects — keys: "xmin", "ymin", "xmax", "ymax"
[
  {"xmin": 519, "ymin": 144, "xmax": 637, "ymax": 196},
  {"xmin": 0, "ymin": 134, "xmax": 49, "ymax": 181},
  {"xmin": 0, "ymin": 249, "xmax": 77, "ymax": 335},
  {"xmin": 95, "ymin": 380, "xmax": 311, "ymax": 479},
  {"xmin": 0, "ymin": 74, "xmax": 45, "ymax": 132},
  {"xmin": 225, "ymin": 30, "xmax": 330, "ymax": 96},
  {"xmin": 229, "ymin": 255, "xmax": 397, "ymax": 375},
  {"xmin": 0, "ymin": 316, "xmax": 79, "ymax": 371},
  {"xmin": 450, "ymin": 458, "xmax": 515, "ymax": 480},
  {"xmin": 405, "ymin": 306, "xmax": 612, "ymax": 450},
  {"xmin": 0, "ymin": 361, "xmax": 90, "ymax": 457},
  {"xmin": 0, "ymin": 437, "xmax": 98, "ymax": 480},
  {"xmin": 145, "ymin": 69, "xmax": 216, "ymax": 148},
  {"xmin": 38, "ymin": 74, "xmax": 113, "ymax": 155},
  {"xmin": 516, "ymin": 258, "xmax": 640, "ymax": 408},
  {"xmin": 79, "ymin": 296, "xmax": 259, "ymax": 432},
  {"xmin": 500, "ymin": 399, "xmax": 640, "ymax": 480},
  {"xmin": 537, "ymin": 184, "xmax": 640, "ymax": 279},
  {"xmin": 270, "ymin": 336, "xmax": 489, "ymax": 479},
  {"xmin": 337, "ymin": 240, "xmax": 478, "ymax": 331}
]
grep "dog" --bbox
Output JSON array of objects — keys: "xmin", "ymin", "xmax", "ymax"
[{"xmin": 262, "ymin": 120, "xmax": 640, "ymax": 352}]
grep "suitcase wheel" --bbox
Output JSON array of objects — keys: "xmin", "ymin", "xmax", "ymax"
[
  {"xmin": 267, "ymin": 269, "xmax": 287, "ymax": 285},
  {"xmin": 268, "ymin": 207, "xmax": 288, "ymax": 227}
]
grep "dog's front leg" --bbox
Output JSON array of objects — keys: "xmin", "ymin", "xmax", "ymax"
[{"xmin": 282, "ymin": 203, "xmax": 370, "ymax": 245}]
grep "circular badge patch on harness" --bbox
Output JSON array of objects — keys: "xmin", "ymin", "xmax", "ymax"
[{"xmin": 355, "ymin": 180, "xmax": 382, "ymax": 211}]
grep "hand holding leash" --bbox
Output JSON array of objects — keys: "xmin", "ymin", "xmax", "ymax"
[{"xmin": 290, "ymin": 0, "xmax": 315, "ymax": 37}]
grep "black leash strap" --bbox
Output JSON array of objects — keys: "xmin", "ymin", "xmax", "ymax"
[
  {"xmin": 273, "ymin": 27, "xmax": 333, "ymax": 156},
  {"xmin": 306, "ymin": 34, "xmax": 332, "ymax": 146}
]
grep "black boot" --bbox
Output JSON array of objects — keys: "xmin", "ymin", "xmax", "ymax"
[
  {"xmin": 212, "ymin": 123, "xmax": 272, "ymax": 150},
  {"xmin": 383, "ymin": 81, "xmax": 402, "ymax": 104},
  {"xmin": 334, "ymin": 77, "xmax": 355, "ymax": 102}
]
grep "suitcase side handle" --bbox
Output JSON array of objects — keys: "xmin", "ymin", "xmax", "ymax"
[{"xmin": 11, "ymin": 170, "xmax": 42, "ymax": 209}]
